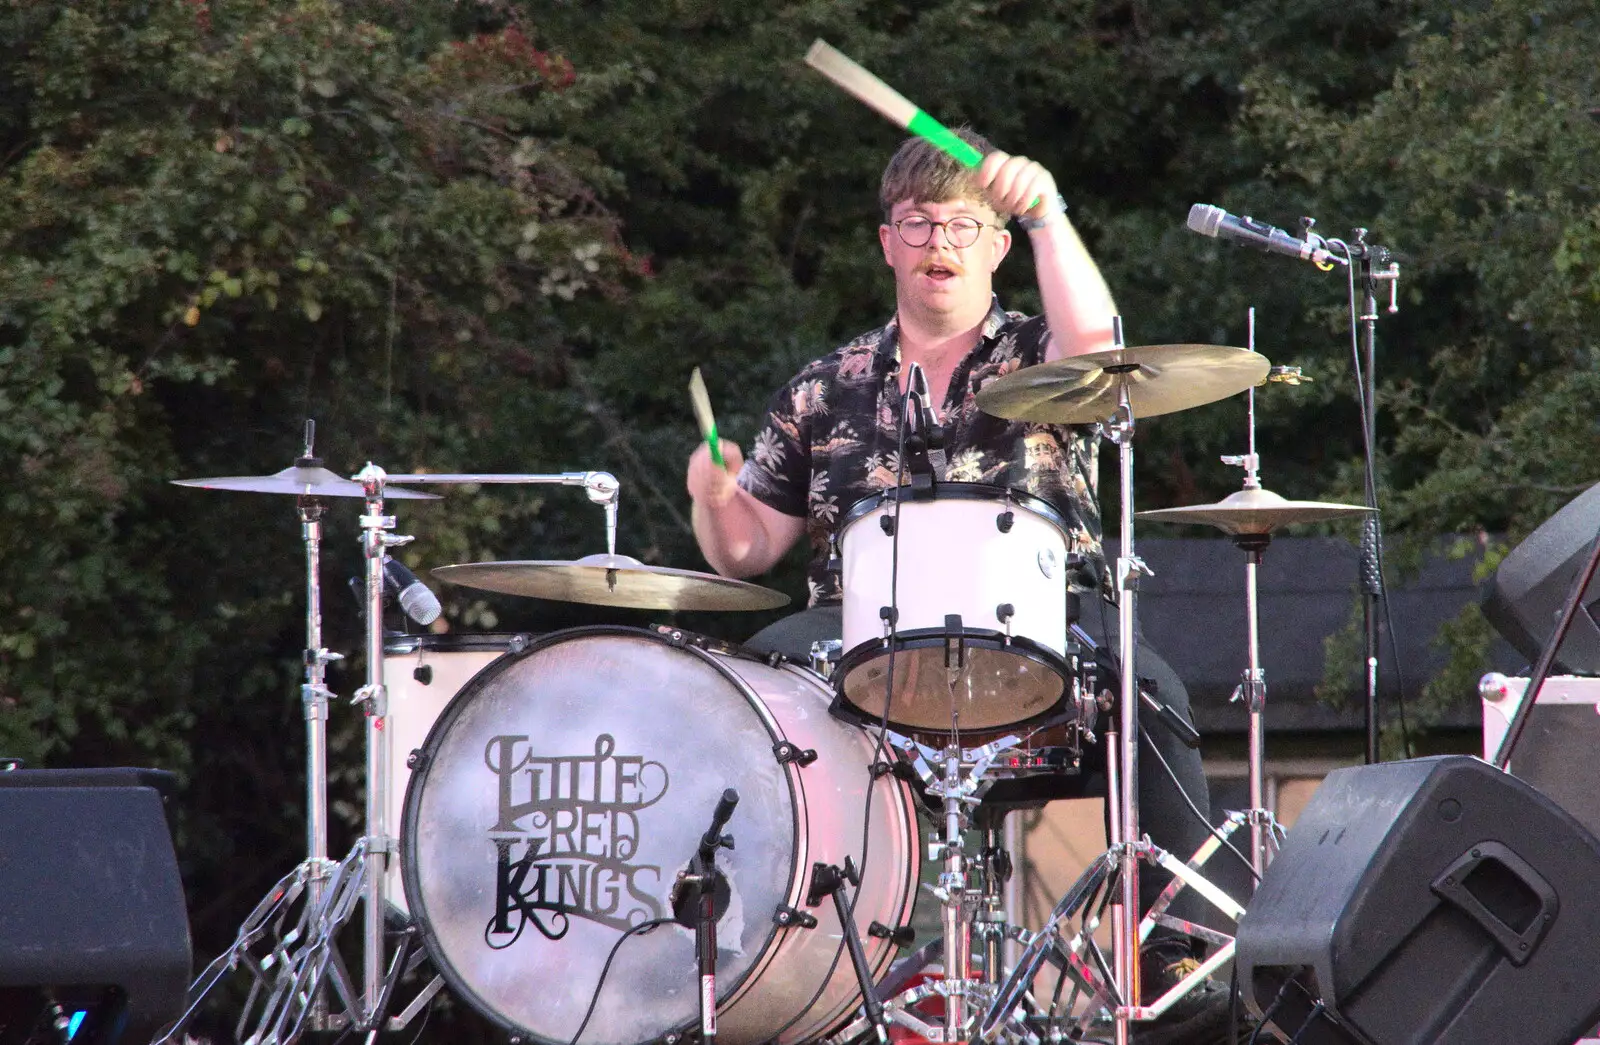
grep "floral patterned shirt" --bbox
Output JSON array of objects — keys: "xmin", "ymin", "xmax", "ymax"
[{"xmin": 738, "ymin": 298, "xmax": 1103, "ymax": 606}]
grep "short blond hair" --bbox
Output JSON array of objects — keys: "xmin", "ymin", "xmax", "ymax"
[{"xmin": 878, "ymin": 127, "xmax": 1009, "ymax": 223}]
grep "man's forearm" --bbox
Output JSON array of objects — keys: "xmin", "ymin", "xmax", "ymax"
[
  {"xmin": 1029, "ymin": 213, "xmax": 1119, "ymax": 358},
  {"xmin": 692, "ymin": 490, "xmax": 776, "ymax": 578}
]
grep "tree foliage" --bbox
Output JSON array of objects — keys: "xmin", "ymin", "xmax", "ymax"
[{"xmin": 1, "ymin": 0, "xmax": 1596, "ymax": 1029}]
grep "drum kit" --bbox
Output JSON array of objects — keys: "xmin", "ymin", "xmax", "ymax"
[{"xmin": 154, "ymin": 316, "xmax": 1372, "ymax": 1045}]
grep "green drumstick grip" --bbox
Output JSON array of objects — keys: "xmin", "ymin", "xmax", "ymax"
[{"xmin": 906, "ymin": 110, "xmax": 1043, "ymax": 212}]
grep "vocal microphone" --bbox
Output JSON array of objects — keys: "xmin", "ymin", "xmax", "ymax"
[
  {"xmin": 383, "ymin": 556, "xmax": 442, "ymax": 626},
  {"xmin": 903, "ymin": 362, "xmax": 943, "ymax": 447},
  {"xmin": 1187, "ymin": 203, "xmax": 1344, "ymax": 269}
]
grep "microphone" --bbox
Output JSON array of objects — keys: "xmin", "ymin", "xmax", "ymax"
[
  {"xmin": 383, "ymin": 556, "xmax": 442, "ymax": 626},
  {"xmin": 1187, "ymin": 203, "xmax": 1343, "ymax": 269},
  {"xmin": 697, "ymin": 788, "xmax": 740, "ymax": 866},
  {"xmin": 903, "ymin": 362, "xmax": 944, "ymax": 446}
]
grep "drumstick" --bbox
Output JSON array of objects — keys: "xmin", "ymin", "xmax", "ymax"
[
  {"xmin": 688, "ymin": 367, "xmax": 726, "ymax": 468},
  {"xmin": 805, "ymin": 40, "xmax": 984, "ymax": 168},
  {"xmin": 804, "ymin": 40, "xmax": 1043, "ymax": 210}
]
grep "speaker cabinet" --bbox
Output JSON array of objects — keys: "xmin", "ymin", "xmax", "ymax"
[
  {"xmin": 1481, "ymin": 481, "xmax": 1600, "ymax": 674},
  {"xmin": 0, "ymin": 768, "xmax": 191, "ymax": 1045},
  {"xmin": 1236, "ymin": 756, "xmax": 1600, "ymax": 1045}
]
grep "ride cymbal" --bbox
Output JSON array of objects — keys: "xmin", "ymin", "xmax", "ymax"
[
  {"xmin": 432, "ymin": 554, "xmax": 790, "ymax": 611},
  {"xmin": 172, "ymin": 463, "xmax": 439, "ymax": 499},
  {"xmin": 1138, "ymin": 486, "xmax": 1372, "ymax": 536},
  {"xmin": 975, "ymin": 343, "xmax": 1270, "ymax": 425}
]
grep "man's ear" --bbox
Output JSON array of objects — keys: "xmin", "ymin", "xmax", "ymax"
[
  {"xmin": 990, "ymin": 227, "xmax": 1013, "ymax": 271},
  {"xmin": 879, "ymin": 223, "xmax": 894, "ymax": 266}
]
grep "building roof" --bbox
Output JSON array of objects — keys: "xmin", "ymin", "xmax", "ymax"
[{"xmin": 1080, "ymin": 536, "xmax": 1525, "ymax": 734}]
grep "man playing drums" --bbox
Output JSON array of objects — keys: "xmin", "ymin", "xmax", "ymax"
[{"xmin": 684, "ymin": 129, "xmax": 1232, "ymax": 1043}]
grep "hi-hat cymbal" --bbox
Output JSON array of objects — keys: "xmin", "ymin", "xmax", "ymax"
[
  {"xmin": 975, "ymin": 343, "xmax": 1271, "ymax": 425},
  {"xmin": 172, "ymin": 464, "xmax": 439, "ymax": 499},
  {"xmin": 1138, "ymin": 486, "xmax": 1372, "ymax": 536},
  {"xmin": 432, "ymin": 554, "xmax": 790, "ymax": 611}
]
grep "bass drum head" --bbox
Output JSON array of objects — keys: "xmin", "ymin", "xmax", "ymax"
[{"xmin": 401, "ymin": 627, "xmax": 798, "ymax": 1045}]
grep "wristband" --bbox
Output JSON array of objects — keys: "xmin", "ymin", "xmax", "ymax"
[{"xmin": 1017, "ymin": 194, "xmax": 1069, "ymax": 231}]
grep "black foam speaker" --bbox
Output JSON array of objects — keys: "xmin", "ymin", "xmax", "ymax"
[
  {"xmin": 1481, "ymin": 481, "xmax": 1600, "ymax": 674},
  {"xmin": 1236, "ymin": 755, "xmax": 1600, "ymax": 1045},
  {"xmin": 0, "ymin": 768, "xmax": 192, "ymax": 1045}
]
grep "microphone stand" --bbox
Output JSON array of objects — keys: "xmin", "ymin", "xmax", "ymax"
[
  {"xmin": 672, "ymin": 788, "xmax": 739, "ymax": 1045},
  {"xmin": 1339, "ymin": 228, "xmax": 1400, "ymax": 764}
]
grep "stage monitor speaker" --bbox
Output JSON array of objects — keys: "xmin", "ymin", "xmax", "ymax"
[
  {"xmin": 0, "ymin": 768, "xmax": 192, "ymax": 1045},
  {"xmin": 1235, "ymin": 755, "xmax": 1600, "ymax": 1045},
  {"xmin": 1481, "ymin": 480, "xmax": 1600, "ymax": 674}
]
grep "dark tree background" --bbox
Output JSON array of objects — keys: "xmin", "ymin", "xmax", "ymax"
[{"xmin": 0, "ymin": 0, "xmax": 1596, "ymax": 1038}]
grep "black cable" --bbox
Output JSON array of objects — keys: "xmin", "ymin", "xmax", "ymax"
[
  {"xmin": 1380, "ymin": 555, "xmax": 1415, "ymax": 757},
  {"xmin": 1229, "ymin": 960, "xmax": 1242, "ymax": 1045},
  {"xmin": 1340, "ymin": 246, "xmax": 1414, "ymax": 757},
  {"xmin": 566, "ymin": 917, "xmax": 673, "ymax": 1045},
  {"xmin": 400, "ymin": 993, "xmax": 432, "ymax": 1045},
  {"xmin": 1247, "ymin": 979, "xmax": 1295, "ymax": 1045},
  {"xmin": 1140, "ymin": 728, "xmax": 1260, "ymax": 883},
  {"xmin": 1093, "ymin": 591, "xmax": 1259, "ymax": 882},
  {"xmin": 1286, "ymin": 1001, "xmax": 1326, "ymax": 1045}
]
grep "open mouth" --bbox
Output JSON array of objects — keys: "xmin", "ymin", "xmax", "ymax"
[{"xmin": 922, "ymin": 263, "xmax": 960, "ymax": 282}]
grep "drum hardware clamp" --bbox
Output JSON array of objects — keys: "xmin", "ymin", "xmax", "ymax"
[
  {"xmin": 773, "ymin": 905, "xmax": 818, "ymax": 929},
  {"xmin": 772, "ymin": 740, "xmax": 818, "ymax": 767}
]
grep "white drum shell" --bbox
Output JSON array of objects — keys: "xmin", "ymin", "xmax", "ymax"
[
  {"xmin": 383, "ymin": 634, "xmax": 528, "ymax": 915},
  {"xmin": 399, "ymin": 627, "xmax": 920, "ymax": 1045},
  {"xmin": 838, "ymin": 489, "xmax": 1070, "ymax": 730}
]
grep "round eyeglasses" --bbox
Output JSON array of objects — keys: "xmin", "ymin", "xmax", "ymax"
[{"xmin": 891, "ymin": 215, "xmax": 990, "ymax": 249}]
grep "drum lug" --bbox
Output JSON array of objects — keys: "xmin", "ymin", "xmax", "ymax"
[
  {"xmin": 995, "ymin": 509, "xmax": 1014, "ymax": 533},
  {"xmin": 412, "ymin": 664, "xmax": 433, "ymax": 685},
  {"xmin": 879, "ymin": 515, "xmax": 896, "ymax": 537},
  {"xmin": 405, "ymin": 747, "xmax": 426, "ymax": 771},
  {"xmin": 868, "ymin": 921, "xmax": 916, "ymax": 948},
  {"xmin": 773, "ymin": 740, "xmax": 817, "ymax": 767},
  {"xmin": 943, "ymin": 615, "xmax": 966, "ymax": 670},
  {"xmin": 774, "ymin": 904, "xmax": 818, "ymax": 930}
]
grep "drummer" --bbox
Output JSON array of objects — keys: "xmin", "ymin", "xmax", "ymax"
[{"xmin": 684, "ymin": 129, "xmax": 1231, "ymax": 1042}]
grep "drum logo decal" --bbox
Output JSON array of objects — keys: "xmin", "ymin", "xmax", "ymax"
[{"xmin": 483, "ymin": 732, "xmax": 669, "ymax": 945}]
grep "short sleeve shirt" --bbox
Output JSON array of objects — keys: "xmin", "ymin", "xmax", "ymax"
[{"xmin": 738, "ymin": 298, "xmax": 1103, "ymax": 606}]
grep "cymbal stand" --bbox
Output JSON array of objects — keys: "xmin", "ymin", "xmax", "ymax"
[
  {"xmin": 1219, "ymin": 314, "xmax": 1287, "ymax": 879},
  {"xmin": 1103, "ymin": 317, "xmax": 1149, "ymax": 1045},
  {"xmin": 1026, "ymin": 317, "xmax": 1242, "ymax": 1044},
  {"xmin": 345, "ymin": 466, "xmax": 622, "ymax": 1036},
  {"xmin": 977, "ymin": 811, "xmax": 1249, "ymax": 1043},
  {"xmin": 350, "ymin": 462, "xmax": 440, "ymax": 1035},
  {"xmin": 156, "ymin": 422, "xmax": 366, "ymax": 1043}
]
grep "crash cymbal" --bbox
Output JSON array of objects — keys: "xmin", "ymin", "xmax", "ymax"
[
  {"xmin": 1138, "ymin": 486, "xmax": 1372, "ymax": 536},
  {"xmin": 975, "ymin": 343, "xmax": 1271, "ymax": 425},
  {"xmin": 432, "ymin": 554, "xmax": 790, "ymax": 611},
  {"xmin": 172, "ymin": 463, "xmax": 439, "ymax": 499}
]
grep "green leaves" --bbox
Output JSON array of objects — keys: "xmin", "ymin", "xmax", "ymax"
[{"xmin": 0, "ymin": 0, "xmax": 630, "ymax": 973}]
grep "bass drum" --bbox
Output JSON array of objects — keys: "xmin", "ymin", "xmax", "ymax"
[
  {"xmin": 384, "ymin": 632, "xmax": 534, "ymax": 915},
  {"xmin": 401, "ymin": 626, "xmax": 921, "ymax": 1045}
]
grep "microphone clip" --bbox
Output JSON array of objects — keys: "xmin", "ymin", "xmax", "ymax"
[{"xmin": 901, "ymin": 362, "xmax": 945, "ymax": 493}]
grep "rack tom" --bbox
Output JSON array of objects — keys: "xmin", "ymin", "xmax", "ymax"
[{"xmin": 836, "ymin": 484, "xmax": 1074, "ymax": 735}]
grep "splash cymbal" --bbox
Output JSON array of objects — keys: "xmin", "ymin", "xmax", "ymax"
[
  {"xmin": 432, "ymin": 554, "xmax": 790, "ymax": 611},
  {"xmin": 1138, "ymin": 486, "xmax": 1371, "ymax": 536},
  {"xmin": 975, "ymin": 343, "xmax": 1270, "ymax": 425},
  {"xmin": 172, "ymin": 463, "xmax": 439, "ymax": 499}
]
